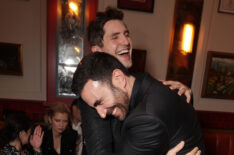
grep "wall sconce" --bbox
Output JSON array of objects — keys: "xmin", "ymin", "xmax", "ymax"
[
  {"xmin": 166, "ymin": 0, "xmax": 204, "ymax": 87},
  {"xmin": 181, "ymin": 23, "xmax": 195, "ymax": 55},
  {"xmin": 69, "ymin": 1, "xmax": 79, "ymax": 16}
]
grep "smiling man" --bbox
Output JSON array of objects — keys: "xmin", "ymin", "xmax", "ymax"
[
  {"xmin": 74, "ymin": 7, "xmax": 198, "ymax": 155},
  {"xmin": 72, "ymin": 52, "xmax": 205, "ymax": 155},
  {"xmin": 89, "ymin": 18, "xmax": 132, "ymax": 68}
]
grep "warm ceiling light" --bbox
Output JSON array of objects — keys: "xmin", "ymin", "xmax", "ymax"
[
  {"xmin": 69, "ymin": 1, "xmax": 79, "ymax": 16},
  {"xmin": 181, "ymin": 23, "xmax": 195, "ymax": 55}
]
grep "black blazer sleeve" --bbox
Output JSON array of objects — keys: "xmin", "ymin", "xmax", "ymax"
[
  {"xmin": 79, "ymin": 101, "xmax": 113, "ymax": 155},
  {"xmin": 119, "ymin": 115, "xmax": 169, "ymax": 155}
]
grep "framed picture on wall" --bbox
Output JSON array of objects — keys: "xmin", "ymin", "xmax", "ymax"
[
  {"xmin": 117, "ymin": 0, "xmax": 154, "ymax": 13},
  {"xmin": 201, "ymin": 51, "xmax": 234, "ymax": 100},
  {"xmin": 218, "ymin": 0, "xmax": 234, "ymax": 14},
  {"xmin": 0, "ymin": 42, "xmax": 23, "ymax": 76}
]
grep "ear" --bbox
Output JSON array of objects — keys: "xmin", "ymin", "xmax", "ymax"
[
  {"xmin": 91, "ymin": 45, "xmax": 102, "ymax": 53},
  {"xmin": 112, "ymin": 69, "xmax": 126, "ymax": 89},
  {"xmin": 48, "ymin": 116, "xmax": 52, "ymax": 124},
  {"xmin": 19, "ymin": 130, "xmax": 25, "ymax": 139}
]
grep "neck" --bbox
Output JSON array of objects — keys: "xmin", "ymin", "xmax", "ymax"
[
  {"xmin": 9, "ymin": 139, "xmax": 21, "ymax": 152},
  {"xmin": 72, "ymin": 118, "xmax": 80, "ymax": 126},
  {"xmin": 52, "ymin": 129, "xmax": 62, "ymax": 138},
  {"xmin": 126, "ymin": 75, "xmax": 136, "ymax": 99}
]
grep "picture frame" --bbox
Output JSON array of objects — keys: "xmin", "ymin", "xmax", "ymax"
[
  {"xmin": 117, "ymin": 0, "xmax": 154, "ymax": 13},
  {"xmin": 129, "ymin": 49, "xmax": 146, "ymax": 73},
  {"xmin": 218, "ymin": 0, "xmax": 234, "ymax": 14},
  {"xmin": 201, "ymin": 51, "xmax": 234, "ymax": 100},
  {"xmin": 0, "ymin": 42, "xmax": 23, "ymax": 76}
]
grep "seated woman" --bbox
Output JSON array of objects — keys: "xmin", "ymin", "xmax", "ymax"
[
  {"xmin": 41, "ymin": 102, "xmax": 78, "ymax": 155},
  {"xmin": 0, "ymin": 111, "xmax": 44, "ymax": 155}
]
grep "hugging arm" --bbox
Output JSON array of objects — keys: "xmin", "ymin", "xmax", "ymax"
[
  {"xmin": 120, "ymin": 115, "xmax": 201, "ymax": 155},
  {"xmin": 161, "ymin": 80, "xmax": 192, "ymax": 103},
  {"xmin": 119, "ymin": 115, "xmax": 169, "ymax": 155}
]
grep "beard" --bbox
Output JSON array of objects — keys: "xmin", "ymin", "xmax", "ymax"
[{"xmin": 110, "ymin": 84, "xmax": 130, "ymax": 120}]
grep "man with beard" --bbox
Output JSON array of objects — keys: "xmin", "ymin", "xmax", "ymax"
[
  {"xmin": 77, "ymin": 7, "xmax": 197, "ymax": 155},
  {"xmin": 72, "ymin": 52, "xmax": 205, "ymax": 155}
]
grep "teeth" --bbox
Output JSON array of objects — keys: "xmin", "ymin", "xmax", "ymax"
[
  {"xmin": 112, "ymin": 108, "xmax": 117, "ymax": 115},
  {"xmin": 118, "ymin": 49, "xmax": 129, "ymax": 55}
]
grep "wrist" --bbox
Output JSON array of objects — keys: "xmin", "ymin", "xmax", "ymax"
[{"xmin": 33, "ymin": 147, "xmax": 41, "ymax": 153}]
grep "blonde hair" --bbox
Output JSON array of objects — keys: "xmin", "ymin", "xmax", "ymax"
[{"xmin": 44, "ymin": 102, "xmax": 71, "ymax": 127}]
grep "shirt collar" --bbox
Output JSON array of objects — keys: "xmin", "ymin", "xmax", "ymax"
[{"xmin": 129, "ymin": 74, "xmax": 143, "ymax": 111}]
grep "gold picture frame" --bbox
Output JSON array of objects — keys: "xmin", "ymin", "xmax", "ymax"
[{"xmin": 201, "ymin": 51, "xmax": 234, "ymax": 100}]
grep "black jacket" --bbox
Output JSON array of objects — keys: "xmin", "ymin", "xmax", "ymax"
[
  {"xmin": 80, "ymin": 73, "xmax": 205, "ymax": 155},
  {"xmin": 41, "ymin": 128, "xmax": 77, "ymax": 155}
]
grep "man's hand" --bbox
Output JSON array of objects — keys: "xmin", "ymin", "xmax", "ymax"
[
  {"xmin": 166, "ymin": 141, "xmax": 201, "ymax": 155},
  {"xmin": 161, "ymin": 80, "xmax": 192, "ymax": 103}
]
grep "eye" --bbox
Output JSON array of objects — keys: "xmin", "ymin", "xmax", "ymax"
[
  {"xmin": 124, "ymin": 31, "xmax": 130, "ymax": 37},
  {"xmin": 111, "ymin": 35, "xmax": 118, "ymax": 40},
  {"xmin": 63, "ymin": 120, "xmax": 68, "ymax": 123},
  {"xmin": 94, "ymin": 99, "xmax": 103, "ymax": 107},
  {"xmin": 125, "ymin": 33, "xmax": 129, "ymax": 37}
]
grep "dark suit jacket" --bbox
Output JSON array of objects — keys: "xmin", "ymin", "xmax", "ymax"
[
  {"xmin": 80, "ymin": 73, "xmax": 205, "ymax": 155},
  {"xmin": 117, "ymin": 73, "xmax": 205, "ymax": 154},
  {"xmin": 41, "ymin": 128, "xmax": 78, "ymax": 155}
]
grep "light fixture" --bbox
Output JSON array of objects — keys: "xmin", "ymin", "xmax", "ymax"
[
  {"xmin": 69, "ymin": 1, "xmax": 79, "ymax": 16},
  {"xmin": 181, "ymin": 23, "xmax": 195, "ymax": 55}
]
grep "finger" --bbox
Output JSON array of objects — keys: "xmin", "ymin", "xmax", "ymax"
[
  {"xmin": 163, "ymin": 80, "xmax": 180, "ymax": 86},
  {"xmin": 37, "ymin": 126, "xmax": 42, "ymax": 134},
  {"xmin": 169, "ymin": 85, "xmax": 179, "ymax": 90},
  {"xmin": 196, "ymin": 150, "xmax": 201, "ymax": 155},
  {"xmin": 158, "ymin": 79, "xmax": 165, "ymax": 82},
  {"xmin": 167, "ymin": 141, "xmax": 185, "ymax": 155},
  {"xmin": 185, "ymin": 90, "xmax": 191, "ymax": 103},
  {"xmin": 34, "ymin": 126, "xmax": 39, "ymax": 134},
  {"xmin": 173, "ymin": 141, "xmax": 185, "ymax": 152},
  {"xmin": 178, "ymin": 87, "xmax": 186, "ymax": 96},
  {"xmin": 30, "ymin": 134, "xmax": 33, "ymax": 143},
  {"xmin": 40, "ymin": 131, "xmax": 44, "ymax": 138},
  {"xmin": 186, "ymin": 147, "xmax": 199, "ymax": 155}
]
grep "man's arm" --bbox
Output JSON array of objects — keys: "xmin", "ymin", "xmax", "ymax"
[
  {"xmin": 79, "ymin": 100, "xmax": 113, "ymax": 155},
  {"xmin": 161, "ymin": 80, "xmax": 192, "ymax": 103},
  {"xmin": 119, "ymin": 115, "xmax": 201, "ymax": 155},
  {"xmin": 120, "ymin": 115, "xmax": 169, "ymax": 155}
]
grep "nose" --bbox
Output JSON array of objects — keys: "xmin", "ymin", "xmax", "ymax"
[
  {"xmin": 96, "ymin": 106, "xmax": 107, "ymax": 119},
  {"xmin": 120, "ymin": 34, "xmax": 130, "ymax": 45}
]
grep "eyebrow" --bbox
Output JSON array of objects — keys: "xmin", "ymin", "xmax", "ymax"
[
  {"xmin": 124, "ymin": 30, "xmax": 130, "ymax": 34},
  {"xmin": 93, "ymin": 99, "xmax": 102, "ymax": 107},
  {"xmin": 111, "ymin": 32, "xmax": 120, "ymax": 38}
]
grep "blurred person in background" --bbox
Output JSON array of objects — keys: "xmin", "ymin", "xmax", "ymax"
[
  {"xmin": 0, "ymin": 111, "xmax": 43, "ymax": 155},
  {"xmin": 41, "ymin": 102, "xmax": 78, "ymax": 155},
  {"xmin": 71, "ymin": 98, "xmax": 87, "ymax": 155}
]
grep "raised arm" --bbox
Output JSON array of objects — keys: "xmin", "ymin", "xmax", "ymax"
[{"xmin": 30, "ymin": 125, "xmax": 44, "ymax": 153}]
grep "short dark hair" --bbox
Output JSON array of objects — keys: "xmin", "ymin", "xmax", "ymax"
[
  {"xmin": 88, "ymin": 7, "xmax": 124, "ymax": 47},
  {"xmin": 0, "ymin": 111, "xmax": 31, "ymax": 146},
  {"xmin": 71, "ymin": 97, "xmax": 83, "ymax": 110},
  {"xmin": 72, "ymin": 52, "xmax": 130, "ymax": 96}
]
